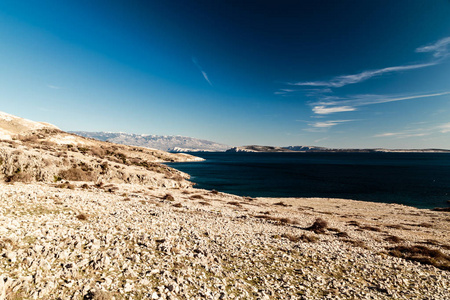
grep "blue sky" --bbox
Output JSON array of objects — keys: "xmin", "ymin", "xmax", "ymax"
[{"xmin": 0, "ymin": 0, "xmax": 449, "ymax": 148}]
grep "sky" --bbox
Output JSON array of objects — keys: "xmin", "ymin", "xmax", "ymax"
[{"xmin": 0, "ymin": 0, "xmax": 449, "ymax": 149}]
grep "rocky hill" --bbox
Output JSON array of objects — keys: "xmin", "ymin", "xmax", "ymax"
[
  {"xmin": 71, "ymin": 131, "xmax": 230, "ymax": 152},
  {"xmin": 0, "ymin": 111, "xmax": 201, "ymax": 188}
]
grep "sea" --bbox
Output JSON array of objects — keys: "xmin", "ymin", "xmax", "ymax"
[{"xmin": 166, "ymin": 152, "xmax": 450, "ymax": 209}]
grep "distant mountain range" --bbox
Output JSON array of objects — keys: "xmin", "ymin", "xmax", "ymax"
[
  {"xmin": 71, "ymin": 132, "xmax": 450, "ymax": 153},
  {"xmin": 70, "ymin": 131, "xmax": 230, "ymax": 152}
]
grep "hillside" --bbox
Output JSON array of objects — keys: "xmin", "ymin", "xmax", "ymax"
[
  {"xmin": 71, "ymin": 131, "xmax": 230, "ymax": 152},
  {"xmin": 0, "ymin": 111, "xmax": 201, "ymax": 188}
]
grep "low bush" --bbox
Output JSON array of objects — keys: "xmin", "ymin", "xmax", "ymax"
[
  {"xmin": 162, "ymin": 194, "xmax": 175, "ymax": 201},
  {"xmin": 306, "ymin": 218, "xmax": 328, "ymax": 234},
  {"xmin": 384, "ymin": 235, "xmax": 403, "ymax": 243},
  {"xmin": 59, "ymin": 167, "xmax": 94, "ymax": 181},
  {"xmin": 389, "ymin": 245, "xmax": 450, "ymax": 271},
  {"xmin": 76, "ymin": 213, "xmax": 88, "ymax": 221}
]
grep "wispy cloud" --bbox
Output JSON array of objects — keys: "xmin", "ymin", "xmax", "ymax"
[
  {"xmin": 312, "ymin": 91, "xmax": 450, "ymax": 115},
  {"xmin": 416, "ymin": 36, "xmax": 450, "ymax": 58},
  {"xmin": 374, "ymin": 122, "xmax": 450, "ymax": 139},
  {"xmin": 289, "ymin": 62, "xmax": 436, "ymax": 88},
  {"xmin": 310, "ymin": 119, "xmax": 355, "ymax": 128},
  {"xmin": 192, "ymin": 57, "xmax": 212, "ymax": 86},
  {"xmin": 286, "ymin": 36, "xmax": 449, "ymax": 89},
  {"xmin": 48, "ymin": 84, "xmax": 62, "ymax": 89},
  {"xmin": 312, "ymin": 105, "xmax": 357, "ymax": 115}
]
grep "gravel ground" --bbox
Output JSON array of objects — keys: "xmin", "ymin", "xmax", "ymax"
[{"xmin": 0, "ymin": 182, "xmax": 449, "ymax": 299}]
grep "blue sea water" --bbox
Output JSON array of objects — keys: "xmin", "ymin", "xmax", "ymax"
[{"xmin": 166, "ymin": 152, "xmax": 450, "ymax": 209}]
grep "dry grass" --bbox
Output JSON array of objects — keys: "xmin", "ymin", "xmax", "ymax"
[
  {"xmin": 343, "ymin": 239, "xmax": 368, "ymax": 249},
  {"xmin": 198, "ymin": 201, "xmax": 211, "ymax": 206},
  {"xmin": 299, "ymin": 234, "xmax": 319, "ymax": 243},
  {"xmin": 360, "ymin": 225, "xmax": 382, "ymax": 232},
  {"xmin": 254, "ymin": 215, "xmax": 299, "ymax": 225},
  {"xmin": 273, "ymin": 201, "xmax": 289, "ymax": 207},
  {"xmin": 282, "ymin": 233, "xmax": 301, "ymax": 242},
  {"xmin": 384, "ymin": 235, "xmax": 404, "ymax": 244},
  {"xmin": 389, "ymin": 245, "xmax": 450, "ymax": 271},
  {"xmin": 306, "ymin": 218, "xmax": 328, "ymax": 234},
  {"xmin": 59, "ymin": 167, "xmax": 94, "ymax": 181},
  {"xmin": 228, "ymin": 201, "xmax": 242, "ymax": 207},
  {"xmin": 56, "ymin": 182, "xmax": 75, "ymax": 189},
  {"xmin": 432, "ymin": 207, "xmax": 450, "ymax": 212},
  {"xmin": 162, "ymin": 194, "xmax": 175, "ymax": 201}
]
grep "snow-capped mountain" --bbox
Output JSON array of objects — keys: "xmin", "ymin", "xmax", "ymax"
[{"xmin": 70, "ymin": 131, "xmax": 230, "ymax": 152}]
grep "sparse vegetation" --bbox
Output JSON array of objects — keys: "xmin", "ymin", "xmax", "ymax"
[
  {"xmin": 273, "ymin": 201, "xmax": 289, "ymax": 207},
  {"xmin": 384, "ymin": 235, "xmax": 404, "ymax": 243},
  {"xmin": 76, "ymin": 213, "xmax": 88, "ymax": 221},
  {"xmin": 432, "ymin": 207, "xmax": 450, "ymax": 212},
  {"xmin": 58, "ymin": 167, "xmax": 94, "ymax": 181},
  {"xmin": 306, "ymin": 218, "xmax": 328, "ymax": 234},
  {"xmin": 162, "ymin": 194, "xmax": 175, "ymax": 201},
  {"xmin": 389, "ymin": 245, "xmax": 450, "ymax": 271}
]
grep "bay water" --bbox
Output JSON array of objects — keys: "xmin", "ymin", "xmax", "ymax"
[{"xmin": 166, "ymin": 152, "xmax": 450, "ymax": 209}]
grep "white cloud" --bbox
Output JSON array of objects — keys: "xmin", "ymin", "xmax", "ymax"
[
  {"xmin": 374, "ymin": 122, "xmax": 450, "ymax": 139},
  {"xmin": 286, "ymin": 36, "xmax": 450, "ymax": 89},
  {"xmin": 312, "ymin": 91, "xmax": 450, "ymax": 115},
  {"xmin": 312, "ymin": 105, "xmax": 356, "ymax": 115},
  {"xmin": 289, "ymin": 62, "xmax": 436, "ymax": 88},
  {"xmin": 438, "ymin": 123, "xmax": 450, "ymax": 133},
  {"xmin": 310, "ymin": 119, "xmax": 355, "ymax": 128},
  {"xmin": 416, "ymin": 36, "xmax": 450, "ymax": 58}
]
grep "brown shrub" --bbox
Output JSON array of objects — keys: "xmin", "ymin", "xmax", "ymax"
[
  {"xmin": 347, "ymin": 220, "xmax": 360, "ymax": 226},
  {"xmin": 336, "ymin": 231, "xmax": 350, "ymax": 238},
  {"xmin": 273, "ymin": 201, "xmax": 289, "ymax": 207},
  {"xmin": 384, "ymin": 235, "xmax": 404, "ymax": 243},
  {"xmin": 172, "ymin": 203, "xmax": 183, "ymax": 208},
  {"xmin": 228, "ymin": 201, "xmax": 242, "ymax": 207},
  {"xmin": 56, "ymin": 182, "xmax": 75, "ymax": 189},
  {"xmin": 76, "ymin": 213, "xmax": 88, "ymax": 221},
  {"xmin": 210, "ymin": 189, "xmax": 219, "ymax": 194},
  {"xmin": 432, "ymin": 207, "xmax": 450, "ymax": 212},
  {"xmin": 345, "ymin": 239, "xmax": 368, "ymax": 249},
  {"xmin": 299, "ymin": 234, "xmax": 319, "ymax": 243},
  {"xmin": 418, "ymin": 222, "xmax": 434, "ymax": 228},
  {"xmin": 306, "ymin": 218, "xmax": 328, "ymax": 234},
  {"xmin": 198, "ymin": 201, "xmax": 211, "ymax": 206},
  {"xmin": 162, "ymin": 194, "xmax": 175, "ymax": 201},
  {"xmin": 282, "ymin": 233, "xmax": 301, "ymax": 242},
  {"xmin": 59, "ymin": 167, "xmax": 94, "ymax": 181},
  {"xmin": 5, "ymin": 171, "xmax": 33, "ymax": 183},
  {"xmin": 389, "ymin": 245, "xmax": 450, "ymax": 271},
  {"xmin": 190, "ymin": 194, "xmax": 204, "ymax": 200},
  {"xmin": 360, "ymin": 225, "xmax": 382, "ymax": 232}
]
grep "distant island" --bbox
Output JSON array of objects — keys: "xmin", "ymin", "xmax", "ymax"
[{"xmin": 227, "ymin": 145, "xmax": 450, "ymax": 153}]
